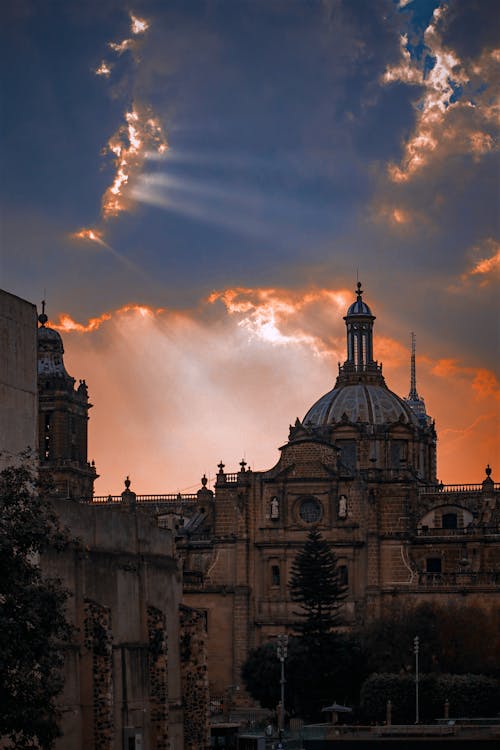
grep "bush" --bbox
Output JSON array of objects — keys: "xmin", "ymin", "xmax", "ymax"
[{"xmin": 360, "ymin": 673, "xmax": 499, "ymax": 724}]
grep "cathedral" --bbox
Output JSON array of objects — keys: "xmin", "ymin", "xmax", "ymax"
[{"xmin": 35, "ymin": 283, "xmax": 500, "ymax": 703}]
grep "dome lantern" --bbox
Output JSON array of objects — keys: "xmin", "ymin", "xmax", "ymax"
[{"xmin": 343, "ymin": 282, "xmax": 376, "ymax": 372}]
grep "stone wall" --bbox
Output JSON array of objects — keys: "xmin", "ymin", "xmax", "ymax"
[
  {"xmin": 0, "ymin": 290, "xmax": 37, "ymax": 466},
  {"xmin": 40, "ymin": 500, "xmax": 184, "ymax": 750},
  {"xmin": 180, "ymin": 605, "xmax": 210, "ymax": 750}
]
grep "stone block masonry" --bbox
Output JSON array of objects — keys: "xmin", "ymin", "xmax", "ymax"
[
  {"xmin": 84, "ymin": 600, "xmax": 114, "ymax": 750},
  {"xmin": 148, "ymin": 605, "xmax": 169, "ymax": 750},
  {"xmin": 180, "ymin": 605, "xmax": 210, "ymax": 750}
]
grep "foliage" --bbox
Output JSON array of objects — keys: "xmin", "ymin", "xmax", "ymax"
[
  {"xmin": 243, "ymin": 530, "xmax": 359, "ymax": 722},
  {"xmin": 241, "ymin": 640, "xmax": 287, "ymax": 710},
  {"xmin": 359, "ymin": 601, "xmax": 500, "ymax": 676},
  {"xmin": 241, "ymin": 634, "xmax": 367, "ymax": 721},
  {"xmin": 0, "ymin": 460, "xmax": 74, "ymax": 749},
  {"xmin": 360, "ymin": 672, "xmax": 500, "ymax": 724},
  {"xmin": 289, "ymin": 527, "xmax": 347, "ymax": 642}
]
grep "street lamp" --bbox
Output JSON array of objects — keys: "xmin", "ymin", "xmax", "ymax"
[
  {"xmin": 414, "ymin": 636, "xmax": 419, "ymax": 724},
  {"xmin": 276, "ymin": 634, "xmax": 288, "ymax": 734}
]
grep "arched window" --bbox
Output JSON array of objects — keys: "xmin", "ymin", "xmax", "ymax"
[
  {"xmin": 442, "ymin": 513, "xmax": 458, "ymax": 529},
  {"xmin": 338, "ymin": 565, "xmax": 348, "ymax": 586},
  {"xmin": 426, "ymin": 557, "xmax": 442, "ymax": 573},
  {"xmin": 271, "ymin": 565, "xmax": 280, "ymax": 587}
]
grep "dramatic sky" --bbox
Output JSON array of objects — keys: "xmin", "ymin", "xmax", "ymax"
[{"xmin": 1, "ymin": 0, "xmax": 499, "ymax": 493}]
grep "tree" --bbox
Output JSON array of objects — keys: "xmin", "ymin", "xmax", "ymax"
[
  {"xmin": 0, "ymin": 459, "xmax": 74, "ymax": 749},
  {"xmin": 360, "ymin": 673, "xmax": 499, "ymax": 724},
  {"xmin": 289, "ymin": 527, "xmax": 347, "ymax": 641},
  {"xmin": 241, "ymin": 633, "xmax": 367, "ymax": 722},
  {"xmin": 359, "ymin": 601, "xmax": 500, "ymax": 676}
]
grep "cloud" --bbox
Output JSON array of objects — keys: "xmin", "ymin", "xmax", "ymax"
[
  {"xmin": 461, "ymin": 238, "xmax": 500, "ymax": 285},
  {"xmin": 383, "ymin": 5, "xmax": 499, "ymax": 183},
  {"xmin": 53, "ymin": 284, "xmax": 498, "ymax": 494},
  {"xmin": 73, "ymin": 9, "xmax": 168, "ymax": 243}
]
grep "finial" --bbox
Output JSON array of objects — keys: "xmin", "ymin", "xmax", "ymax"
[
  {"xmin": 201, "ymin": 474, "xmax": 208, "ymax": 487},
  {"xmin": 38, "ymin": 299, "xmax": 48, "ymax": 327},
  {"xmin": 217, "ymin": 461, "xmax": 225, "ymax": 474},
  {"xmin": 485, "ymin": 464, "xmax": 492, "ymax": 478},
  {"xmin": 124, "ymin": 476, "xmax": 131, "ymax": 490},
  {"xmin": 355, "ymin": 281, "xmax": 363, "ymax": 299},
  {"xmin": 240, "ymin": 459, "xmax": 247, "ymax": 472}
]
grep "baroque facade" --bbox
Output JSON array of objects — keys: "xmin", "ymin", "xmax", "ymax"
[
  {"xmin": 90, "ymin": 284, "xmax": 499, "ymax": 699},
  {"xmin": 20, "ymin": 285, "xmax": 500, "ymax": 711}
]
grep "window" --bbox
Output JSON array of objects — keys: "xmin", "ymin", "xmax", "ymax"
[
  {"xmin": 338, "ymin": 565, "xmax": 348, "ymax": 586},
  {"xmin": 337, "ymin": 441, "xmax": 357, "ymax": 472},
  {"xmin": 442, "ymin": 513, "xmax": 458, "ymax": 529},
  {"xmin": 391, "ymin": 440, "xmax": 408, "ymax": 467},
  {"xmin": 426, "ymin": 557, "xmax": 442, "ymax": 573},
  {"xmin": 299, "ymin": 497, "xmax": 322, "ymax": 524},
  {"xmin": 271, "ymin": 565, "xmax": 280, "ymax": 587}
]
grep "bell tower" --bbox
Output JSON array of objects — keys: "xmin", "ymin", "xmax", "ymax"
[{"xmin": 37, "ymin": 303, "xmax": 97, "ymax": 498}]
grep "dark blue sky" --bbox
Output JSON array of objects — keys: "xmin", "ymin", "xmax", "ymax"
[{"xmin": 1, "ymin": 0, "xmax": 498, "ymax": 365}]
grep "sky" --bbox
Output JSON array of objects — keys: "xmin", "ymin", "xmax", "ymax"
[{"xmin": 1, "ymin": 0, "xmax": 499, "ymax": 493}]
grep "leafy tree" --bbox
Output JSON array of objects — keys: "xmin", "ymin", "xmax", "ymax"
[
  {"xmin": 289, "ymin": 527, "xmax": 348, "ymax": 642},
  {"xmin": 359, "ymin": 601, "xmax": 500, "ymax": 676},
  {"xmin": 0, "ymin": 459, "xmax": 74, "ymax": 749},
  {"xmin": 241, "ymin": 634, "xmax": 367, "ymax": 721}
]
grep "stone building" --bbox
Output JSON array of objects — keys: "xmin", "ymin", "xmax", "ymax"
[
  {"xmin": 0, "ymin": 290, "xmax": 38, "ymax": 467},
  {"xmin": 95, "ymin": 284, "xmax": 499, "ymax": 700},
  {"xmin": 42, "ymin": 496, "xmax": 185, "ymax": 750},
  {"xmin": 1, "ymin": 291, "xmax": 211, "ymax": 750},
  {"xmin": 37, "ymin": 302, "xmax": 98, "ymax": 498}
]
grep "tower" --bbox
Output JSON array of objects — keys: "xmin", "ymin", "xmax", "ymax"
[
  {"xmin": 37, "ymin": 303, "xmax": 97, "ymax": 498},
  {"xmin": 404, "ymin": 332, "xmax": 429, "ymax": 425}
]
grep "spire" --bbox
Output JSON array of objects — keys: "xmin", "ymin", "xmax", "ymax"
[
  {"xmin": 408, "ymin": 332, "xmax": 419, "ymax": 400},
  {"xmin": 404, "ymin": 332, "xmax": 429, "ymax": 424}
]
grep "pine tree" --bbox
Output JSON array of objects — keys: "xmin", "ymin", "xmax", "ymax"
[{"xmin": 289, "ymin": 527, "xmax": 347, "ymax": 642}]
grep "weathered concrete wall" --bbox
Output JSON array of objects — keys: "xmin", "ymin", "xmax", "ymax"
[
  {"xmin": 42, "ymin": 501, "xmax": 184, "ymax": 750},
  {"xmin": 0, "ymin": 290, "xmax": 37, "ymax": 466}
]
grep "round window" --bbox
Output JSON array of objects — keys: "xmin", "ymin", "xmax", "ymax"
[{"xmin": 299, "ymin": 497, "xmax": 322, "ymax": 524}]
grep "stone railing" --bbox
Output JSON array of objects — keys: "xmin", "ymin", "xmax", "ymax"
[
  {"xmin": 418, "ymin": 483, "xmax": 500, "ymax": 495},
  {"xmin": 418, "ymin": 571, "xmax": 500, "ymax": 586},
  {"xmin": 416, "ymin": 526, "xmax": 499, "ymax": 537},
  {"xmin": 216, "ymin": 472, "xmax": 239, "ymax": 484},
  {"xmin": 84, "ymin": 493, "xmax": 198, "ymax": 504}
]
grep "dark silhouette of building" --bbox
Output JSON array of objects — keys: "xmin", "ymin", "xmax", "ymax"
[{"xmin": 37, "ymin": 303, "xmax": 98, "ymax": 498}]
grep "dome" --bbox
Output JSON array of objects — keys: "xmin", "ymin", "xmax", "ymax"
[
  {"xmin": 303, "ymin": 382, "xmax": 420, "ymax": 427},
  {"xmin": 346, "ymin": 298, "xmax": 372, "ymax": 316},
  {"xmin": 345, "ymin": 281, "xmax": 373, "ymax": 317},
  {"xmin": 38, "ymin": 324, "xmax": 64, "ymax": 351},
  {"xmin": 37, "ymin": 324, "xmax": 70, "ymax": 378}
]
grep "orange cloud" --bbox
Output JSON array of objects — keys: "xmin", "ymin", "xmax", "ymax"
[
  {"xmin": 75, "ymin": 9, "xmax": 167, "ymax": 240},
  {"xmin": 50, "ymin": 304, "xmax": 162, "ymax": 333},
  {"xmin": 383, "ymin": 8, "xmax": 499, "ymax": 182},
  {"xmin": 462, "ymin": 239, "xmax": 500, "ymax": 284},
  {"xmin": 102, "ymin": 106, "xmax": 168, "ymax": 218},
  {"xmin": 54, "ymin": 287, "xmax": 499, "ymax": 493}
]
